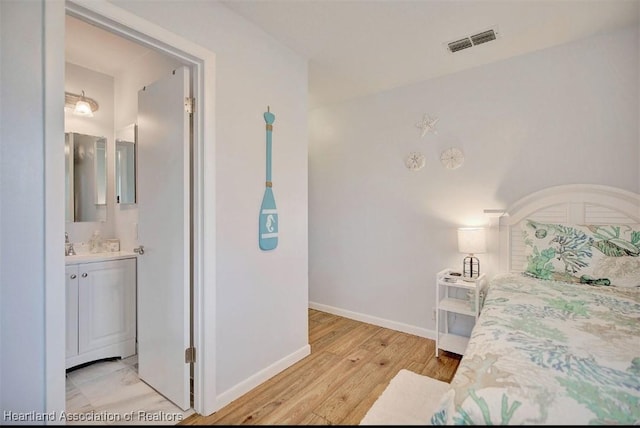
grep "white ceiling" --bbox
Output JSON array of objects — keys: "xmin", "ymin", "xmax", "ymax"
[{"xmin": 67, "ymin": 1, "xmax": 640, "ymax": 109}]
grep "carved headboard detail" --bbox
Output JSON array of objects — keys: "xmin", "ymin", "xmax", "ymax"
[{"xmin": 487, "ymin": 185, "xmax": 640, "ymax": 274}]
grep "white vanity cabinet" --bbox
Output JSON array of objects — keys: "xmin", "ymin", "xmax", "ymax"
[
  {"xmin": 65, "ymin": 266, "xmax": 79, "ymax": 359},
  {"xmin": 65, "ymin": 257, "xmax": 136, "ymax": 369}
]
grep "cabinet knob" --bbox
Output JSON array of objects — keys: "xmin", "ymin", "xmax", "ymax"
[
  {"xmin": 70, "ymin": 274, "xmax": 77, "ymax": 279},
  {"xmin": 81, "ymin": 273, "xmax": 88, "ymax": 278}
]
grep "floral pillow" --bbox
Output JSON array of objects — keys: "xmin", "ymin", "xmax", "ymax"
[{"xmin": 522, "ymin": 220, "xmax": 640, "ymax": 287}]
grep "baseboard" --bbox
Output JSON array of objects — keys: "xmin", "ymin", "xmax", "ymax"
[
  {"xmin": 213, "ymin": 305, "xmax": 435, "ymax": 412},
  {"xmin": 309, "ymin": 301, "xmax": 436, "ymax": 340},
  {"xmin": 215, "ymin": 344, "xmax": 311, "ymax": 410}
]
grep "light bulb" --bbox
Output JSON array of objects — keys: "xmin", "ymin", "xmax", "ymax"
[{"xmin": 74, "ymin": 99, "xmax": 93, "ymax": 117}]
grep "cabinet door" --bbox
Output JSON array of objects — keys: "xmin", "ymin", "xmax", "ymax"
[
  {"xmin": 66, "ymin": 266, "xmax": 79, "ymax": 358},
  {"xmin": 78, "ymin": 259, "xmax": 136, "ymax": 354}
]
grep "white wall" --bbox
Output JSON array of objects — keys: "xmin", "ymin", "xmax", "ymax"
[
  {"xmin": 1, "ymin": 0, "xmax": 308, "ymax": 417},
  {"xmin": 0, "ymin": 0, "xmax": 47, "ymax": 414},
  {"xmin": 111, "ymin": 0, "xmax": 309, "ymax": 401},
  {"xmin": 1, "ymin": 0, "xmax": 66, "ymax": 417},
  {"xmin": 309, "ymin": 26, "xmax": 639, "ymax": 338}
]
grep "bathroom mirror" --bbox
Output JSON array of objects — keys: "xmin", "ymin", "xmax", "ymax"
[
  {"xmin": 65, "ymin": 132, "xmax": 107, "ymax": 223},
  {"xmin": 115, "ymin": 123, "xmax": 137, "ymax": 204}
]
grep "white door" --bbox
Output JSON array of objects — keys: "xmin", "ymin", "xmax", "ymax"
[{"xmin": 137, "ymin": 66, "xmax": 191, "ymax": 410}]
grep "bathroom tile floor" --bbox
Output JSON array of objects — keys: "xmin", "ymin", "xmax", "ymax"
[{"xmin": 65, "ymin": 355, "xmax": 194, "ymax": 425}]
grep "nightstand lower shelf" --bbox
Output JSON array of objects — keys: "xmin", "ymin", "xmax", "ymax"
[
  {"xmin": 439, "ymin": 298, "xmax": 475, "ymax": 317},
  {"xmin": 436, "ymin": 268, "xmax": 487, "ymax": 357},
  {"xmin": 437, "ymin": 332, "xmax": 469, "ymax": 356}
]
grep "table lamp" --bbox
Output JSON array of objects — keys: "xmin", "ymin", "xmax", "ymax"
[{"xmin": 458, "ymin": 227, "xmax": 486, "ymax": 279}]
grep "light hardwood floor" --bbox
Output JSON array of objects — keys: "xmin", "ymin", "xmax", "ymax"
[{"xmin": 181, "ymin": 309, "xmax": 461, "ymax": 425}]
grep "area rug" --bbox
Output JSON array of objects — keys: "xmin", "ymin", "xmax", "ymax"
[{"xmin": 359, "ymin": 369, "xmax": 450, "ymax": 425}]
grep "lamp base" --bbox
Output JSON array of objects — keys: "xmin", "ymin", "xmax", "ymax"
[{"xmin": 463, "ymin": 255, "xmax": 480, "ymax": 279}]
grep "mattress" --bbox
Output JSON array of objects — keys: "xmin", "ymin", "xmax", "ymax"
[{"xmin": 430, "ymin": 272, "xmax": 640, "ymax": 425}]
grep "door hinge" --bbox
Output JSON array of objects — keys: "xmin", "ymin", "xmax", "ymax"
[
  {"xmin": 185, "ymin": 346, "xmax": 196, "ymax": 364},
  {"xmin": 185, "ymin": 97, "xmax": 195, "ymax": 114}
]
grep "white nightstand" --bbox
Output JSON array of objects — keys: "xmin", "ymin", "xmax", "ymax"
[{"xmin": 435, "ymin": 268, "xmax": 487, "ymax": 357}]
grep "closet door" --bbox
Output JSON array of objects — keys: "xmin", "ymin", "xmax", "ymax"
[{"xmin": 136, "ymin": 65, "xmax": 191, "ymax": 411}]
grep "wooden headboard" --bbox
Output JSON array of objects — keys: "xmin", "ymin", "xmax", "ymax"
[{"xmin": 491, "ymin": 184, "xmax": 640, "ymax": 274}]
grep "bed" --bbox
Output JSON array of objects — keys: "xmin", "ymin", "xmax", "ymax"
[{"xmin": 430, "ymin": 184, "xmax": 640, "ymax": 425}]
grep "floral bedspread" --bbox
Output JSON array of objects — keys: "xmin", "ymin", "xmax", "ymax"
[{"xmin": 430, "ymin": 272, "xmax": 640, "ymax": 425}]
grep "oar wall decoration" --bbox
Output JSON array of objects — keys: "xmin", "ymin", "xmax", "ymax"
[{"xmin": 259, "ymin": 106, "xmax": 278, "ymax": 250}]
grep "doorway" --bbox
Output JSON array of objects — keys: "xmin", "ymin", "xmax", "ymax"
[
  {"xmin": 64, "ymin": 11, "xmax": 192, "ymax": 417},
  {"xmin": 60, "ymin": 0, "xmax": 217, "ymax": 417}
]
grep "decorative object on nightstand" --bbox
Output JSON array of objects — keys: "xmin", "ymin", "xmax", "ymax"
[
  {"xmin": 404, "ymin": 152, "xmax": 426, "ymax": 171},
  {"xmin": 435, "ymin": 268, "xmax": 487, "ymax": 357},
  {"xmin": 457, "ymin": 227, "xmax": 486, "ymax": 279}
]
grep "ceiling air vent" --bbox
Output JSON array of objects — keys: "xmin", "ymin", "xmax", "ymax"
[
  {"xmin": 448, "ymin": 38, "xmax": 473, "ymax": 53},
  {"xmin": 470, "ymin": 29, "xmax": 497, "ymax": 46},
  {"xmin": 446, "ymin": 26, "xmax": 499, "ymax": 53}
]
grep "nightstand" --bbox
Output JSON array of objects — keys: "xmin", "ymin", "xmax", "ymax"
[{"xmin": 435, "ymin": 268, "xmax": 487, "ymax": 357}]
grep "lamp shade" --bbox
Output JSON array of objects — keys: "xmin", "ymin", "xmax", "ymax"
[
  {"xmin": 458, "ymin": 227, "xmax": 486, "ymax": 254},
  {"xmin": 66, "ymin": 90, "xmax": 98, "ymax": 117},
  {"xmin": 74, "ymin": 99, "xmax": 94, "ymax": 117}
]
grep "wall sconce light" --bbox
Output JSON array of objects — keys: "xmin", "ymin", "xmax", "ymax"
[
  {"xmin": 457, "ymin": 227, "xmax": 486, "ymax": 280},
  {"xmin": 65, "ymin": 91, "xmax": 99, "ymax": 117}
]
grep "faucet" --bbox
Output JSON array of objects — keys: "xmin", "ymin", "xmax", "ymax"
[{"xmin": 65, "ymin": 232, "xmax": 76, "ymax": 256}]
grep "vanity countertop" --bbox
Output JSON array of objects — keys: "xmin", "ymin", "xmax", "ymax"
[{"xmin": 65, "ymin": 251, "xmax": 137, "ymax": 265}]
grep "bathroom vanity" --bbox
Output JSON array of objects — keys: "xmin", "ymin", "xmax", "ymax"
[{"xmin": 65, "ymin": 252, "xmax": 137, "ymax": 369}]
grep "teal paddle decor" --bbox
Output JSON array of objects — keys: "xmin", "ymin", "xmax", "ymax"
[{"xmin": 259, "ymin": 106, "xmax": 278, "ymax": 250}]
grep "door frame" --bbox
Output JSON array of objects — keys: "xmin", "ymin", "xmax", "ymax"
[{"xmin": 48, "ymin": 0, "xmax": 218, "ymax": 416}]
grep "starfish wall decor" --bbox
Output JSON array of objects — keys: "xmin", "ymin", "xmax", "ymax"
[{"xmin": 416, "ymin": 114, "xmax": 439, "ymax": 137}]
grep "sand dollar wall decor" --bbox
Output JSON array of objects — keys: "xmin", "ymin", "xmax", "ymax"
[
  {"xmin": 440, "ymin": 147, "xmax": 464, "ymax": 170},
  {"xmin": 405, "ymin": 152, "xmax": 426, "ymax": 171}
]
